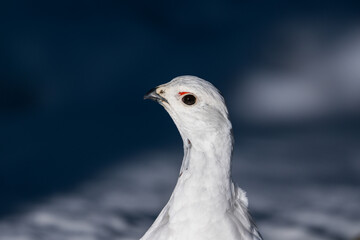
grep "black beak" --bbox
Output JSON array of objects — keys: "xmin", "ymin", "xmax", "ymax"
[{"xmin": 144, "ymin": 87, "xmax": 168, "ymax": 103}]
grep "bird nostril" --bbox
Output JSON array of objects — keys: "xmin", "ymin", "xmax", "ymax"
[{"xmin": 159, "ymin": 89, "xmax": 165, "ymax": 94}]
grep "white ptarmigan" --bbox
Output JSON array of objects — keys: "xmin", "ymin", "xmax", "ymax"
[{"xmin": 142, "ymin": 76, "xmax": 262, "ymax": 240}]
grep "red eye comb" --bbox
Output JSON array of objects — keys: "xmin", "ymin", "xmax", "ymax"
[{"xmin": 179, "ymin": 92, "xmax": 190, "ymax": 96}]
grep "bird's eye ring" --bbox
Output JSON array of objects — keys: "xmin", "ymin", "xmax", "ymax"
[{"xmin": 182, "ymin": 94, "xmax": 196, "ymax": 105}]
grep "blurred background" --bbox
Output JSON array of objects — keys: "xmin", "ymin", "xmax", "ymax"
[{"xmin": 1, "ymin": 1, "xmax": 360, "ymax": 239}]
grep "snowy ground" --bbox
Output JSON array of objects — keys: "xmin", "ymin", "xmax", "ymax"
[{"xmin": 1, "ymin": 136, "xmax": 359, "ymax": 240}]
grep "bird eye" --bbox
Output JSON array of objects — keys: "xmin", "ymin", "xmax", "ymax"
[{"xmin": 182, "ymin": 94, "xmax": 196, "ymax": 105}]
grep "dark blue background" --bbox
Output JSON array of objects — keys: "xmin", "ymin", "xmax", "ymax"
[{"xmin": 1, "ymin": 0, "xmax": 360, "ymax": 223}]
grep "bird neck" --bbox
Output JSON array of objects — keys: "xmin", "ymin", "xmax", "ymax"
[
  {"xmin": 177, "ymin": 128, "xmax": 233, "ymax": 196},
  {"xmin": 167, "ymin": 130, "xmax": 233, "ymax": 223}
]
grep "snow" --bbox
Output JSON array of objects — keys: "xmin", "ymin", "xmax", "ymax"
[
  {"xmin": 0, "ymin": 139, "xmax": 359, "ymax": 240},
  {"xmin": 233, "ymin": 25, "xmax": 360, "ymax": 122}
]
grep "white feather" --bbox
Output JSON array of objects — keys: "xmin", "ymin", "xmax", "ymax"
[{"xmin": 141, "ymin": 76, "xmax": 262, "ymax": 240}]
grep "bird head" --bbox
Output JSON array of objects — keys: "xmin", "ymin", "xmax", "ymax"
[{"xmin": 144, "ymin": 76, "xmax": 232, "ymax": 146}]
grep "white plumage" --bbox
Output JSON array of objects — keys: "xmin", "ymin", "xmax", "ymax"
[{"xmin": 142, "ymin": 76, "xmax": 262, "ymax": 240}]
